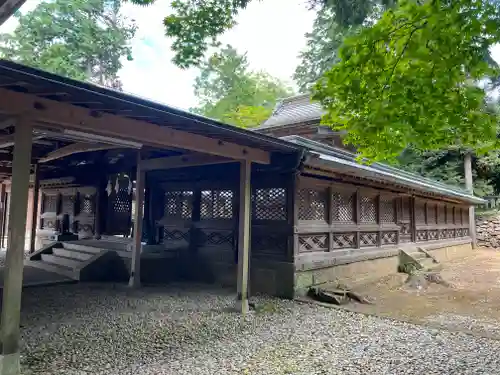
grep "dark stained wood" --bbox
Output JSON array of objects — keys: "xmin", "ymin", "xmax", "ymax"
[
  {"xmin": 0, "ymin": 88, "xmax": 271, "ymax": 164},
  {"xmin": 288, "ymin": 173, "xmax": 299, "ymax": 260},
  {"xmin": 29, "ymin": 163, "xmax": 40, "ymax": 253},
  {"xmin": 0, "ymin": 183, "xmax": 5, "ymax": 248},
  {"xmin": 355, "ymin": 190, "xmax": 361, "ymax": 248}
]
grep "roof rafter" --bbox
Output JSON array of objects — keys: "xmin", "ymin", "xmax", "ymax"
[{"xmin": 39, "ymin": 142, "xmax": 121, "ymax": 163}]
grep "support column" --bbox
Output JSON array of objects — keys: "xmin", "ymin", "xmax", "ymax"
[
  {"xmin": 0, "ymin": 192, "xmax": 10, "ymax": 249},
  {"xmin": 29, "ymin": 164, "xmax": 40, "ymax": 253},
  {"xmin": 143, "ymin": 182, "xmax": 153, "ymax": 245},
  {"xmin": 236, "ymin": 160, "xmax": 251, "ymax": 314},
  {"xmin": 0, "ymin": 184, "xmax": 6, "ymax": 249},
  {"xmin": 94, "ymin": 173, "xmax": 106, "ymax": 240},
  {"xmin": 0, "ymin": 118, "xmax": 33, "ymax": 375},
  {"xmin": 129, "ymin": 153, "xmax": 145, "ymax": 288},
  {"xmin": 464, "ymin": 152, "xmax": 476, "ymax": 248}
]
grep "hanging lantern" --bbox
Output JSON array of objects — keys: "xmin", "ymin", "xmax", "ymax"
[
  {"xmin": 105, "ymin": 179, "xmax": 113, "ymax": 196},
  {"xmin": 114, "ymin": 177, "xmax": 120, "ymax": 194},
  {"xmin": 127, "ymin": 177, "xmax": 133, "ymax": 195}
]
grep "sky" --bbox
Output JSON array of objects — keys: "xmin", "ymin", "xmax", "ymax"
[{"xmin": 0, "ymin": 0, "xmax": 316, "ymax": 110}]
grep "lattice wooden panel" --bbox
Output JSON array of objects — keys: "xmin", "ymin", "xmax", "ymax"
[
  {"xmin": 446, "ymin": 229, "xmax": 455, "ymax": 238},
  {"xmin": 427, "ymin": 203, "xmax": 437, "ymax": 224},
  {"xmin": 163, "ymin": 228, "xmax": 190, "ymax": 242},
  {"xmin": 416, "ymin": 230, "xmax": 427, "ymax": 241},
  {"xmin": 360, "ymin": 195, "xmax": 377, "ymax": 223},
  {"xmin": 438, "ymin": 205, "xmax": 446, "ymax": 224},
  {"xmin": 332, "ymin": 233, "xmax": 356, "ymax": 249},
  {"xmin": 446, "ymin": 206, "xmax": 454, "ymax": 224},
  {"xmin": 381, "ymin": 231, "xmax": 397, "ymax": 245},
  {"xmin": 439, "ymin": 229, "xmax": 446, "ymax": 239},
  {"xmin": 44, "ymin": 195, "xmax": 58, "ymax": 213},
  {"xmin": 201, "ymin": 190, "xmax": 233, "ymax": 220},
  {"xmin": 415, "ymin": 200, "xmax": 426, "ymax": 224},
  {"xmin": 199, "ymin": 230, "xmax": 234, "ymax": 246},
  {"xmin": 298, "ymin": 234, "xmax": 328, "ymax": 252},
  {"xmin": 80, "ymin": 194, "xmax": 95, "ymax": 214},
  {"xmin": 456, "ymin": 228, "xmax": 464, "ymax": 237},
  {"xmin": 253, "ymin": 188, "xmax": 286, "ymax": 221},
  {"xmin": 113, "ymin": 188, "xmax": 132, "ymax": 213},
  {"xmin": 380, "ymin": 196, "xmax": 395, "ymax": 223},
  {"xmin": 332, "ymin": 191, "xmax": 354, "ymax": 222},
  {"xmin": 252, "ymin": 233, "xmax": 287, "ymax": 255},
  {"xmin": 359, "ymin": 232, "xmax": 378, "ymax": 247},
  {"xmin": 428, "ymin": 229, "xmax": 438, "ymax": 240},
  {"xmin": 164, "ymin": 191, "xmax": 193, "ymax": 219},
  {"xmin": 298, "ymin": 188, "xmax": 327, "ymax": 221}
]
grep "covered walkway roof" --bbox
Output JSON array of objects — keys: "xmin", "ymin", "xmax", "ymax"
[
  {"xmin": 0, "ymin": 59, "xmax": 484, "ymax": 205},
  {"xmin": 0, "ymin": 60, "xmax": 303, "ymax": 182}
]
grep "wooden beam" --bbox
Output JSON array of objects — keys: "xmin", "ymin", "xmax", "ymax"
[
  {"xmin": 0, "ymin": 89, "xmax": 270, "ymax": 164},
  {"xmin": 29, "ymin": 163, "xmax": 40, "ymax": 253},
  {"xmin": 39, "ymin": 142, "xmax": 121, "ymax": 163},
  {"xmin": 464, "ymin": 153, "xmax": 476, "ymax": 248},
  {"xmin": 0, "ymin": 133, "xmax": 45, "ymax": 149},
  {"xmin": 0, "ymin": 116, "xmax": 33, "ymax": 375},
  {"xmin": 141, "ymin": 153, "xmax": 234, "ymax": 171},
  {"xmin": 129, "ymin": 152, "xmax": 145, "ymax": 288},
  {"xmin": 236, "ymin": 160, "xmax": 251, "ymax": 315}
]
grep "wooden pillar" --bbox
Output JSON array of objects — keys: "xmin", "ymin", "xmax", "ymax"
[
  {"xmin": 355, "ymin": 190, "xmax": 361, "ymax": 248},
  {"xmin": 94, "ymin": 173, "xmax": 106, "ymax": 240},
  {"xmin": 0, "ymin": 184, "xmax": 6, "ymax": 249},
  {"xmin": 143, "ymin": 181, "xmax": 153, "ymax": 245},
  {"xmin": 464, "ymin": 152, "xmax": 476, "ymax": 248},
  {"xmin": 29, "ymin": 164, "xmax": 40, "ymax": 253},
  {"xmin": 410, "ymin": 196, "xmax": 417, "ymax": 243},
  {"xmin": 189, "ymin": 190, "xmax": 201, "ymax": 253},
  {"xmin": 236, "ymin": 160, "xmax": 251, "ymax": 314},
  {"xmin": 128, "ymin": 152, "xmax": 145, "ymax": 288},
  {"xmin": 0, "ymin": 118, "xmax": 33, "ymax": 375},
  {"xmin": 1, "ymin": 191, "xmax": 8, "ymax": 249},
  {"xmin": 326, "ymin": 185, "xmax": 333, "ymax": 253}
]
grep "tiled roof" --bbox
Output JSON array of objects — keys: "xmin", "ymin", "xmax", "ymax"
[
  {"xmin": 259, "ymin": 94, "xmax": 324, "ymax": 129},
  {"xmin": 282, "ymin": 136, "xmax": 485, "ymax": 205}
]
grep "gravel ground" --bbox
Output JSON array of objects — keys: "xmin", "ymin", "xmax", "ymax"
[{"xmin": 14, "ymin": 282, "xmax": 500, "ymax": 375}]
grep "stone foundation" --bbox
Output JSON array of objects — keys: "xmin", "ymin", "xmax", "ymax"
[
  {"xmin": 294, "ymin": 240, "xmax": 473, "ymax": 295},
  {"xmin": 476, "ymin": 213, "xmax": 500, "ymax": 248}
]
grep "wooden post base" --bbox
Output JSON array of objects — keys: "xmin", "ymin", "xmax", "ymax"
[{"xmin": 0, "ymin": 352, "xmax": 20, "ymax": 375}]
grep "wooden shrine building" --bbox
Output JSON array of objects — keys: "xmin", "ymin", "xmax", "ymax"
[{"xmin": 0, "ymin": 62, "xmax": 483, "ymax": 374}]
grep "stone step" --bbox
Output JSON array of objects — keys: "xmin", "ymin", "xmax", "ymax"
[
  {"xmin": 52, "ymin": 247, "xmax": 94, "ymax": 261},
  {"xmin": 62, "ymin": 242, "xmax": 105, "ymax": 254},
  {"xmin": 25, "ymin": 260, "xmax": 77, "ymax": 280},
  {"xmin": 409, "ymin": 251, "xmax": 427, "ymax": 260},
  {"xmin": 41, "ymin": 254, "xmax": 83, "ymax": 269},
  {"xmin": 419, "ymin": 257, "xmax": 442, "ymax": 271}
]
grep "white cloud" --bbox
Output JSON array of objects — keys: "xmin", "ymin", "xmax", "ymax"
[{"xmin": 1, "ymin": 0, "xmax": 314, "ymax": 110}]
